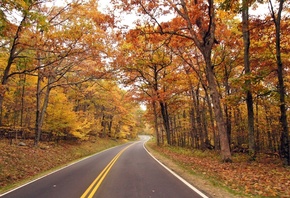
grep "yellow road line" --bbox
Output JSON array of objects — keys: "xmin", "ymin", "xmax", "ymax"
[{"xmin": 81, "ymin": 143, "xmax": 135, "ymax": 198}]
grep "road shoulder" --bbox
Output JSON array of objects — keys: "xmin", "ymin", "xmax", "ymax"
[{"xmin": 145, "ymin": 143, "xmax": 243, "ymax": 198}]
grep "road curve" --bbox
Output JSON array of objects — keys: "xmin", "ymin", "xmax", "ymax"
[{"xmin": 1, "ymin": 136, "xmax": 208, "ymax": 198}]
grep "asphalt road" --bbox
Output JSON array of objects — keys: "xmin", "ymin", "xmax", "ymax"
[{"xmin": 1, "ymin": 136, "xmax": 208, "ymax": 198}]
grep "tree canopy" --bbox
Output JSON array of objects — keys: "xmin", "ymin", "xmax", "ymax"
[{"xmin": 0, "ymin": 0, "xmax": 289, "ymax": 164}]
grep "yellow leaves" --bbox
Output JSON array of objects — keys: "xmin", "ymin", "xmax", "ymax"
[
  {"xmin": 2, "ymin": 0, "xmax": 31, "ymax": 11},
  {"xmin": 73, "ymin": 117, "xmax": 95, "ymax": 140},
  {"xmin": 66, "ymin": 80, "xmax": 140, "ymax": 140},
  {"xmin": 44, "ymin": 89, "xmax": 78, "ymax": 135},
  {"xmin": 116, "ymin": 131, "xmax": 129, "ymax": 139},
  {"xmin": 121, "ymin": 42, "xmax": 134, "ymax": 51},
  {"xmin": 71, "ymin": 131, "xmax": 84, "ymax": 139}
]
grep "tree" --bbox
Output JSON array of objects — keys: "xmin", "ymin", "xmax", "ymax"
[
  {"xmin": 30, "ymin": 1, "xmax": 112, "ymax": 145},
  {"xmin": 242, "ymin": 0, "xmax": 256, "ymax": 160},
  {"xmin": 220, "ymin": 0, "xmax": 256, "ymax": 160},
  {"xmin": 118, "ymin": 27, "xmax": 175, "ymax": 145},
  {"xmin": 43, "ymin": 89, "xmax": 78, "ymax": 141},
  {"xmin": 116, "ymin": 0, "xmax": 232, "ymax": 161},
  {"xmin": 167, "ymin": 35, "xmax": 213, "ymax": 149},
  {"xmin": 1, "ymin": 0, "xmax": 115, "ymax": 145},
  {"xmin": 269, "ymin": 0, "xmax": 289, "ymax": 165},
  {"xmin": 0, "ymin": 0, "xmax": 36, "ymax": 125}
]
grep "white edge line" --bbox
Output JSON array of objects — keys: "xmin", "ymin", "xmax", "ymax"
[
  {"xmin": 142, "ymin": 138, "xmax": 209, "ymax": 198},
  {"xmin": 0, "ymin": 145, "xmax": 121, "ymax": 197}
]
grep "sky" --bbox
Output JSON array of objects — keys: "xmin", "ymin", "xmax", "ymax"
[
  {"xmin": 98, "ymin": 0, "xmax": 138, "ymax": 29},
  {"xmin": 97, "ymin": 0, "xmax": 175, "ymax": 30}
]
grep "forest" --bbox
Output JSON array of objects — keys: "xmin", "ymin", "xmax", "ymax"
[{"xmin": 0, "ymin": 0, "xmax": 289, "ymax": 165}]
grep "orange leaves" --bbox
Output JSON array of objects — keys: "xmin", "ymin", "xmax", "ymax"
[
  {"xmin": 0, "ymin": 139, "xmax": 125, "ymax": 189},
  {"xmin": 152, "ymin": 145, "xmax": 290, "ymax": 197}
]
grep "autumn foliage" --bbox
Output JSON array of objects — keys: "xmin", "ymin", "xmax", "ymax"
[
  {"xmin": 149, "ymin": 143, "xmax": 290, "ymax": 197},
  {"xmin": 1, "ymin": 0, "xmax": 290, "ymax": 159},
  {"xmin": 112, "ymin": 0, "xmax": 290, "ymax": 164},
  {"xmin": 0, "ymin": 0, "xmax": 143, "ymax": 144},
  {"xmin": 0, "ymin": 0, "xmax": 290, "ymax": 195}
]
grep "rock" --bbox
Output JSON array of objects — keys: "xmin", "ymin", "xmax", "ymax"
[
  {"xmin": 40, "ymin": 145, "xmax": 49, "ymax": 150},
  {"xmin": 18, "ymin": 142, "xmax": 26, "ymax": 146}
]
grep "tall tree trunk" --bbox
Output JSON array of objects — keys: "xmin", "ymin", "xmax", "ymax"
[
  {"xmin": 108, "ymin": 115, "xmax": 113, "ymax": 135},
  {"xmin": 152, "ymin": 100, "xmax": 160, "ymax": 145},
  {"xmin": 205, "ymin": 58, "xmax": 231, "ymax": 162},
  {"xmin": 204, "ymin": 86, "xmax": 218, "ymax": 150},
  {"xmin": 255, "ymin": 99, "xmax": 260, "ymax": 152},
  {"xmin": 159, "ymin": 101, "xmax": 171, "ymax": 145},
  {"xmin": 269, "ymin": 0, "xmax": 289, "ymax": 165},
  {"xmin": 185, "ymin": 68, "xmax": 198, "ymax": 148},
  {"xmin": 242, "ymin": 0, "xmax": 255, "ymax": 160},
  {"xmin": 264, "ymin": 104, "xmax": 274, "ymax": 151},
  {"xmin": 34, "ymin": 67, "xmax": 42, "ymax": 146},
  {"xmin": 0, "ymin": 15, "xmax": 27, "ymax": 126},
  {"xmin": 149, "ymin": 0, "xmax": 231, "ymax": 160},
  {"xmin": 195, "ymin": 87, "xmax": 206, "ymax": 150},
  {"xmin": 172, "ymin": 115, "xmax": 177, "ymax": 146},
  {"xmin": 38, "ymin": 78, "xmax": 53, "ymax": 140},
  {"xmin": 189, "ymin": 107, "xmax": 197, "ymax": 148},
  {"xmin": 199, "ymin": 0, "xmax": 231, "ymax": 161},
  {"xmin": 201, "ymin": 98, "xmax": 211, "ymax": 149},
  {"xmin": 101, "ymin": 106, "xmax": 106, "ymax": 138},
  {"xmin": 224, "ymin": 64, "xmax": 232, "ymax": 146},
  {"xmin": 225, "ymin": 105, "xmax": 232, "ymax": 146},
  {"xmin": 20, "ymin": 74, "xmax": 26, "ymax": 127},
  {"xmin": 35, "ymin": 75, "xmax": 53, "ymax": 146}
]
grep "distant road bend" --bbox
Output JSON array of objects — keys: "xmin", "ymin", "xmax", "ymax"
[{"xmin": 1, "ymin": 135, "xmax": 208, "ymax": 198}]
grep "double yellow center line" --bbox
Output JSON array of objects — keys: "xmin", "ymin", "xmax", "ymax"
[{"xmin": 81, "ymin": 143, "xmax": 135, "ymax": 198}]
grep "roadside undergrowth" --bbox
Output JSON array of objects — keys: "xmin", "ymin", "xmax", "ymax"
[
  {"xmin": 146, "ymin": 141, "xmax": 290, "ymax": 198},
  {"xmin": 0, "ymin": 138, "xmax": 126, "ymax": 193}
]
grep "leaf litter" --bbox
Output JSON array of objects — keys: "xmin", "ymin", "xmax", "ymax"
[
  {"xmin": 0, "ymin": 139, "xmax": 125, "ymax": 193},
  {"xmin": 148, "ymin": 144, "xmax": 290, "ymax": 198}
]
